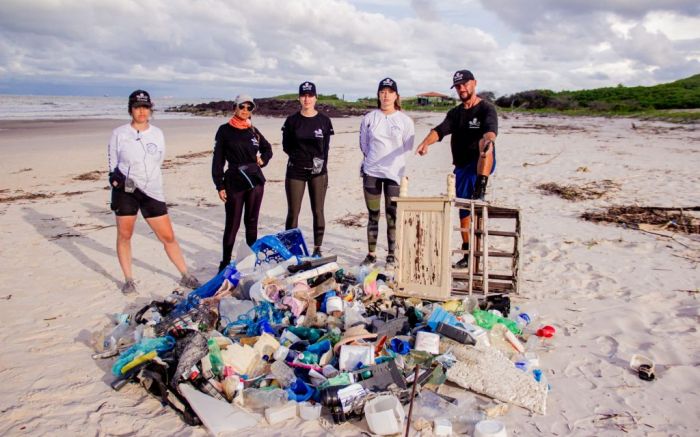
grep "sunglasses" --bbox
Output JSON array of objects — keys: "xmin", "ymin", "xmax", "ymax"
[{"xmin": 238, "ymin": 103, "xmax": 254, "ymax": 111}]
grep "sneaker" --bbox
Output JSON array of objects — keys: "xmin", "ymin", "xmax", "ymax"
[
  {"xmin": 453, "ymin": 256, "xmax": 469, "ymax": 269},
  {"xmin": 180, "ymin": 273, "xmax": 201, "ymax": 289},
  {"xmin": 312, "ymin": 247, "xmax": 322, "ymax": 258},
  {"xmin": 121, "ymin": 279, "xmax": 137, "ymax": 294},
  {"xmin": 386, "ymin": 254, "xmax": 397, "ymax": 267},
  {"xmin": 361, "ymin": 254, "xmax": 377, "ymax": 266},
  {"xmin": 218, "ymin": 261, "xmax": 229, "ymax": 273}
]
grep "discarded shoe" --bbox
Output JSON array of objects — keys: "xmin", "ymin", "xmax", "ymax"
[
  {"xmin": 121, "ymin": 279, "xmax": 137, "ymax": 295},
  {"xmin": 180, "ymin": 273, "xmax": 201, "ymax": 289},
  {"xmin": 361, "ymin": 254, "xmax": 377, "ymax": 266}
]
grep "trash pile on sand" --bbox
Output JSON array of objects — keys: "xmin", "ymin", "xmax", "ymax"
[{"xmin": 92, "ymin": 228, "xmax": 559, "ymax": 436}]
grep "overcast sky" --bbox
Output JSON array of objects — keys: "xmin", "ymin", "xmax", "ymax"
[{"xmin": 1, "ymin": 0, "xmax": 698, "ymax": 99}]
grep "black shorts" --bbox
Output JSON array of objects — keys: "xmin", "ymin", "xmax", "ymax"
[{"xmin": 111, "ymin": 188, "xmax": 168, "ymax": 218}]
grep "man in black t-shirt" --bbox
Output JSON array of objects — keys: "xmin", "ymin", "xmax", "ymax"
[{"xmin": 416, "ymin": 69, "xmax": 498, "ymax": 268}]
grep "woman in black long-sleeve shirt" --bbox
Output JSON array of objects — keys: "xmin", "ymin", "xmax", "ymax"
[
  {"xmin": 282, "ymin": 81, "xmax": 334, "ymax": 257},
  {"xmin": 212, "ymin": 94, "xmax": 273, "ymax": 271}
]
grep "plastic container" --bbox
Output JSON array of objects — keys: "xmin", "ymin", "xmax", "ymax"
[
  {"xmin": 298, "ymin": 401, "xmax": 322, "ymax": 421},
  {"xmin": 364, "ymin": 395, "xmax": 405, "ymax": 435},
  {"xmin": 415, "ymin": 331, "xmax": 441, "ymax": 354}
]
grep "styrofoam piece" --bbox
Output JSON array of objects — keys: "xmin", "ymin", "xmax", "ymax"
[
  {"xmin": 338, "ymin": 344, "xmax": 374, "ymax": 371},
  {"xmin": 178, "ymin": 383, "xmax": 261, "ymax": 436},
  {"xmin": 434, "ymin": 417, "xmax": 453, "ymax": 436},
  {"xmin": 298, "ymin": 401, "xmax": 322, "ymax": 421},
  {"xmin": 441, "ymin": 338, "xmax": 547, "ymax": 414},
  {"xmin": 474, "ymin": 419, "xmax": 507, "ymax": 437},
  {"xmin": 363, "ymin": 395, "xmax": 405, "ymax": 435},
  {"xmin": 265, "ymin": 401, "xmax": 298, "ymax": 425},
  {"xmin": 415, "ymin": 331, "xmax": 440, "ymax": 354}
]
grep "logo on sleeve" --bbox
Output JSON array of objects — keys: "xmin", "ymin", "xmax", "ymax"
[{"xmin": 468, "ymin": 118, "xmax": 481, "ymax": 129}]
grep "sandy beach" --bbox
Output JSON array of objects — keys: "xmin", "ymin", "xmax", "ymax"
[{"xmin": 0, "ymin": 112, "xmax": 698, "ymax": 436}]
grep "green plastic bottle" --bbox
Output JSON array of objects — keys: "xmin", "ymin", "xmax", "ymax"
[{"xmin": 207, "ymin": 338, "xmax": 225, "ymax": 378}]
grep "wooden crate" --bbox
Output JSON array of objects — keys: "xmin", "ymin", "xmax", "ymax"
[{"xmin": 392, "ymin": 177, "xmax": 521, "ymax": 300}]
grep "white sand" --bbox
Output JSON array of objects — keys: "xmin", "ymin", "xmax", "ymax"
[{"xmin": 0, "ymin": 112, "xmax": 698, "ymax": 436}]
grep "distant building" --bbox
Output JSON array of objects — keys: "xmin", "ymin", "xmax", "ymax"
[{"xmin": 416, "ymin": 91, "xmax": 454, "ymax": 106}]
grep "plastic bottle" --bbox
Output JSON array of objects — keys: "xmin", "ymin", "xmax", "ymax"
[
  {"xmin": 510, "ymin": 306, "xmax": 538, "ymax": 334},
  {"xmin": 222, "ymin": 366, "xmax": 239, "ymax": 401},
  {"xmin": 270, "ymin": 360, "xmax": 296, "ymax": 388},
  {"xmin": 103, "ymin": 314, "xmax": 131, "ymax": 351},
  {"xmin": 207, "ymin": 338, "xmax": 225, "ymax": 378}
]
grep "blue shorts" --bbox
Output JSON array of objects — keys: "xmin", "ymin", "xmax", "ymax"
[{"xmin": 454, "ymin": 151, "xmax": 496, "ymax": 219}]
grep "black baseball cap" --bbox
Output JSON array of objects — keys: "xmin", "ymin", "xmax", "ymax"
[
  {"xmin": 450, "ymin": 70, "xmax": 475, "ymax": 88},
  {"xmin": 299, "ymin": 81, "xmax": 317, "ymax": 96},
  {"xmin": 128, "ymin": 90, "xmax": 152, "ymax": 109},
  {"xmin": 378, "ymin": 77, "xmax": 398, "ymax": 92}
]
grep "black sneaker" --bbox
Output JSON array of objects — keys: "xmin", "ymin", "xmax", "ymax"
[
  {"xmin": 218, "ymin": 261, "xmax": 229, "ymax": 273},
  {"xmin": 312, "ymin": 247, "xmax": 322, "ymax": 258},
  {"xmin": 453, "ymin": 256, "xmax": 469, "ymax": 269},
  {"xmin": 386, "ymin": 254, "xmax": 397, "ymax": 269},
  {"xmin": 361, "ymin": 254, "xmax": 377, "ymax": 266}
]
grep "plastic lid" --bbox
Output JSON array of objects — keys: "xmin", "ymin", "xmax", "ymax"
[{"xmin": 475, "ymin": 419, "xmax": 507, "ymax": 437}]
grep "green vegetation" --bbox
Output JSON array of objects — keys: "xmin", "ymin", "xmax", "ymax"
[
  {"xmin": 495, "ymin": 74, "xmax": 700, "ymax": 116},
  {"xmin": 266, "ymin": 75, "xmax": 700, "ymax": 123}
]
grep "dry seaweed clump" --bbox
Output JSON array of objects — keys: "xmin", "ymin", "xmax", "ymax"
[
  {"xmin": 334, "ymin": 212, "xmax": 368, "ymax": 228},
  {"xmin": 536, "ymin": 180, "xmax": 620, "ymax": 201},
  {"xmin": 582, "ymin": 206, "xmax": 700, "ymax": 235}
]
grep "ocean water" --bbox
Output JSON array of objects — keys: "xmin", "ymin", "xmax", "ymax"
[{"xmin": 0, "ymin": 95, "xmax": 215, "ymax": 120}]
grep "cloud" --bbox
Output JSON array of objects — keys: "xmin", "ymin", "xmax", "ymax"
[{"xmin": 0, "ymin": 0, "xmax": 697, "ymax": 97}]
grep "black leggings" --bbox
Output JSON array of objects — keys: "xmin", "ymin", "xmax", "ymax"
[
  {"xmin": 363, "ymin": 174, "xmax": 399, "ymax": 254},
  {"xmin": 285, "ymin": 174, "xmax": 328, "ymax": 247},
  {"xmin": 222, "ymin": 184, "xmax": 264, "ymax": 264}
]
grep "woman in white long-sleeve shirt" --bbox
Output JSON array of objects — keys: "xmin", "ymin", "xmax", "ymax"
[
  {"xmin": 108, "ymin": 90, "xmax": 199, "ymax": 294},
  {"xmin": 359, "ymin": 78, "xmax": 415, "ymax": 267}
]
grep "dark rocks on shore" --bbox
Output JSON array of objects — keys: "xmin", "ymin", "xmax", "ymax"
[{"xmin": 165, "ymin": 98, "xmax": 372, "ymax": 118}]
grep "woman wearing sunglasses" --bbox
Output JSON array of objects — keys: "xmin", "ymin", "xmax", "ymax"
[
  {"xmin": 108, "ymin": 89, "xmax": 200, "ymax": 294},
  {"xmin": 212, "ymin": 94, "xmax": 273, "ymax": 272},
  {"xmin": 281, "ymin": 81, "xmax": 334, "ymax": 257}
]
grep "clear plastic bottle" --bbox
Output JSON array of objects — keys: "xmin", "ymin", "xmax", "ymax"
[
  {"xmin": 270, "ymin": 360, "xmax": 296, "ymax": 388},
  {"xmin": 103, "ymin": 314, "xmax": 131, "ymax": 351},
  {"xmin": 510, "ymin": 306, "xmax": 538, "ymax": 334}
]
